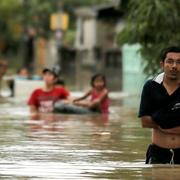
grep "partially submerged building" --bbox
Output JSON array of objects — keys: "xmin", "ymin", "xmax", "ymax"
[{"xmin": 74, "ymin": 4, "xmax": 124, "ymax": 91}]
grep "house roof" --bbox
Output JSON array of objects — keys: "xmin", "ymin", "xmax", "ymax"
[{"xmin": 75, "ymin": 4, "xmax": 123, "ymax": 20}]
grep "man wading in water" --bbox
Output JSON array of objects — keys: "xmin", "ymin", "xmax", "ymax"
[
  {"xmin": 138, "ymin": 46, "xmax": 180, "ymax": 164},
  {"xmin": 28, "ymin": 67, "xmax": 69, "ymax": 114}
]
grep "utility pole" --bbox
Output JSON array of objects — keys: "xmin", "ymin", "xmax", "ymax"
[{"xmin": 50, "ymin": 2, "xmax": 69, "ymax": 70}]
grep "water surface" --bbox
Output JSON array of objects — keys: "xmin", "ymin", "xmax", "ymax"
[{"xmin": 0, "ymin": 95, "xmax": 180, "ymax": 179}]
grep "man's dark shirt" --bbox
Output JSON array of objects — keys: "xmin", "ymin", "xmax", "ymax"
[{"xmin": 138, "ymin": 73, "xmax": 180, "ymax": 129}]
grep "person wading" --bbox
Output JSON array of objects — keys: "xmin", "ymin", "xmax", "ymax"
[
  {"xmin": 28, "ymin": 67, "xmax": 69, "ymax": 114},
  {"xmin": 138, "ymin": 46, "xmax": 180, "ymax": 164}
]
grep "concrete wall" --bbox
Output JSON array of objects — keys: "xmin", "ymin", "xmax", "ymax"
[
  {"xmin": 75, "ymin": 18, "xmax": 96, "ymax": 49},
  {"xmin": 122, "ymin": 44, "xmax": 146, "ymax": 94}
]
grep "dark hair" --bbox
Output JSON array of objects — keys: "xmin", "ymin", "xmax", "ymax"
[
  {"xmin": 160, "ymin": 46, "xmax": 180, "ymax": 62},
  {"xmin": 90, "ymin": 73, "xmax": 106, "ymax": 87},
  {"xmin": 55, "ymin": 79, "xmax": 65, "ymax": 86}
]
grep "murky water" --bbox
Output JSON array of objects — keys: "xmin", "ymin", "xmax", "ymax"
[{"xmin": 0, "ymin": 95, "xmax": 180, "ymax": 179}]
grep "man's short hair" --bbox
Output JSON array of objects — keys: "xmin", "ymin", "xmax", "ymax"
[{"xmin": 160, "ymin": 46, "xmax": 180, "ymax": 62}]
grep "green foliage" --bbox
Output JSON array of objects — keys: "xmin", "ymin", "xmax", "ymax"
[
  {"xmin": 0, "ymin": 1, "xmax": 21, "ymax": 55},
  {"xmin": 63, "ymin": 30, "xmax": 75, "ymax": 45},
  {"xmin": 118, "ymin": 0, "xmax": 180, "ymax": 76},
  {"xmin": 0, "ymin": 0, "xmax": 111, "ymax": 57}
]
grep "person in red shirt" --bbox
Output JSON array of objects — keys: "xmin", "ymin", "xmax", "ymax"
[
  {"xmin": 73, "ymin": 73, "xmax": 109, "ymax": 113},
  {"xmin": 54, "ymin": 73, "xmax": 109, "ymax": 114},
  {"xmin": 28, "ymin": 66, "xmax": 69, "ymax": 114}
]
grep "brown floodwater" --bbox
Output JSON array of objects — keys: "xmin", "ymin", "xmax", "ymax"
[{"xmin": 0, "ymin": 95, "xmax": 180, "ymax": 179}]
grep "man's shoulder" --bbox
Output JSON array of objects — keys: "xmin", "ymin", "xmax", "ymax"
[
  {"xmin": 54, "ymin": 87, "xmax": 69, "ymax": 94},
  {"xmin": 144, "ymin": 73, "xmax": 164, "ymax": 88},
  {"xmin": 31, "ymin": 88, "xmax": 43, "ymax": 94},
  {"xmin": 152, "ymin": 72, "xmax": 164, "ymax": 84},
  {"xmin": 54, "ymin": 87, "xmax": 66, "ymax": 91},
  {"xmin": 143, "ymin": 79, "xmax": 155, "ymax": 89}
]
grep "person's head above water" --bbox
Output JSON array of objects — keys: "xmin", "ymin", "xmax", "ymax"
[
  {"xmin": 160, "ymin": 46, "xmax": 180, "ymax": 62},
  {"xmin": 160, "ymin": 46, "xmax": 180, "ymax": 81},
  {"xmin": 91, "ymin": 73, "xmax": 107, "ymax": 89},
  {"xmin": 42, "ymin": 66, "xmax": 61, "ymax": 86}
]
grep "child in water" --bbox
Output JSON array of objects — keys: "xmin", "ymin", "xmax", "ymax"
[
  {"xmin": 73, "ymin": 73, "xmax": 109, "ymax": 113},
  {"xmin": 53, "ymin": 73, "xmax": 109, "ymax": 114}
]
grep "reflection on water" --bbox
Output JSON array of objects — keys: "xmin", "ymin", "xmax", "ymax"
[{"xmin": 0, "ymin": 95, "xmax": 180, "ymax": 179}]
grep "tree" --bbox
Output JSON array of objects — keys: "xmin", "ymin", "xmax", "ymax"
[
  {"xmin": 0, "ymin": 0, "xmax": 111, "ymax": 57},
  {"xmin": 118, "ymin": 0, "xmax": 180, "ymax": 76},
  {"xmin": 0, "ymin": 0, "xmax": 22, "ymax": 55}
]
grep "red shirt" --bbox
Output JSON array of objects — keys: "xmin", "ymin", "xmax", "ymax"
[
  {"xmin": 28, "ymin": 87, "xmax": 69, "ymax": 113},
  {"xmin": 91, "ymin": 89, "xmax": 109, "ymax": 114}
]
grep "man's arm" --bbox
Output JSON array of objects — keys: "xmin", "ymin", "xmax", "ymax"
[
  {"xmin": 141, "ymin": 116, "xmax": 180, "ymax": 134},
  {"xmin": 152, "ymin": 102, "xmax": 180, "ymax": 129},
  {"xmin": 141, "ymin": 116, "xmax": 159, "ymax": 129},
  {"xmin": 159, "ymin": 127, "xmax": 180, "ymax": 134}
]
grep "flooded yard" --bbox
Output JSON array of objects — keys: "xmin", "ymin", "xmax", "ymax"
[{"xmin": 0, "ymin": 95, "xmax": 180, "ymax": 179}]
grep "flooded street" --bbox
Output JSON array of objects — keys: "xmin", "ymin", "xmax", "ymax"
[{"xmin": 0, "ymin": 95, "xmax": 180, "ymax": 179}]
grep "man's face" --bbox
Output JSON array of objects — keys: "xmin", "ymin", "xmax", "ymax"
[
  {"xmin": 43, "ymin": 71, "xmax": 57, "ymax": 86},
  {"xmin": 161, "ymin": 52, "xmax": 180, "ymax": 80}
]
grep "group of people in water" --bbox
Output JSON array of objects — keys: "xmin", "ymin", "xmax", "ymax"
[
  {"xmin": 1, "ymin": 45, "xmax": 180, "ymax": 165},
  {"xmin": 27, "ymin": 66, "xmax": 109, "ymax": 115},
  {"xmin": 0, "ymin": 59, "xmax": 109, "ymax": 114}
]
